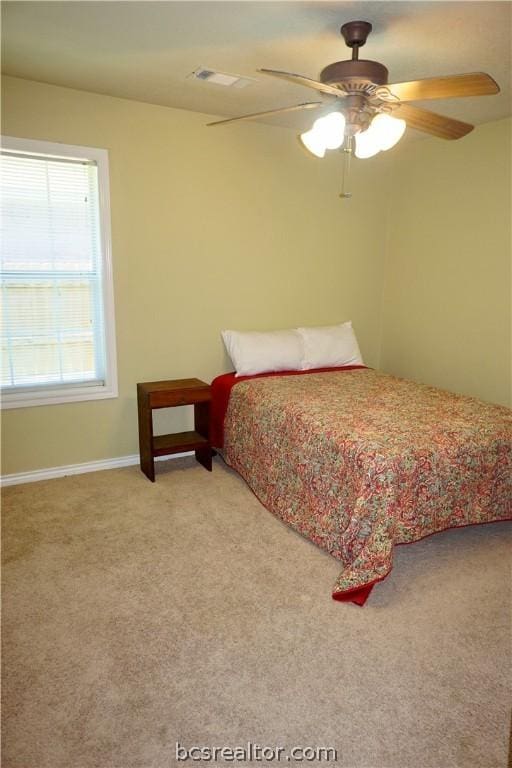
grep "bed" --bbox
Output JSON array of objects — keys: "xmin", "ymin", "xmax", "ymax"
[{"xmin": 210, "ymin": 366, "xmax": 512, "ymax": 605}]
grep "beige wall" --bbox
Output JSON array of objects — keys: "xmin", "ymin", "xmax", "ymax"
[
  {"xmin": 2, "ymin": 78, "xmax": 510, "ymax": 477},
  {"xmin": 1, "ymin": 76, "xmax": 392, "ymax": 475},
  {"xmin": 381, "ymin": 117, "xmax": 511, "ymax": 408}
]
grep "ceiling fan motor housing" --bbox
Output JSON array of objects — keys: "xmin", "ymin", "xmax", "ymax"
[{"xmin": 320, "ymin": 60, "xmax": 389, "ymax": 87}]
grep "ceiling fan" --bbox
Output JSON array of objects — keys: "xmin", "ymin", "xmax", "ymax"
[{"xmin": 207, "ymin": 20, "xmax": 500, "ymax": 161}]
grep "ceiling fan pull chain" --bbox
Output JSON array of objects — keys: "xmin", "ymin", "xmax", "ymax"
[{"xmin": 339, "ymin": 137, "xmax": 353, "ymax": 199}]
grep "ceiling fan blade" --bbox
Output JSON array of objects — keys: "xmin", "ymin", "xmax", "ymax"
[
  {"xmin": 382, "ymin": 73, "xmax": 499, "ymax": 102},
  {"xmin": 206, "ymin": 101, "xmax": 322, "ymax": 127},
  {"xmin": 393, "ymin": 103, "xmax": 473, "ymax": 140},
  {"xmin": 259, "ymin": 68, "xmax": 346, "ymax": 98}
]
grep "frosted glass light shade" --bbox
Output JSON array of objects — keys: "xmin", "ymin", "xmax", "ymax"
[
  {"xmin": 300, "ymin": 111, "xmax": 346, "ymax": 158},
  {"xmin": 354, "ymin": 127, "xmax": 381, "ymax": 158},
  {"xmin": 314, "ymin": 112, "xmax": 346, "ymax": 150},
  {"xmin": 371, "ymin": 113, "xmax": 406, "ymax": 151},
  {"xmin": 355, "ymin": 113, "xmax": 407, "ymax": 158},
  {"xmin": 300, "ymin": 129, "xmax": 326, "ymax": 158}
]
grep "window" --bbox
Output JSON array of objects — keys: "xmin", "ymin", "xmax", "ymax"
[{"xmin": 1, "ymin": 137, "xmax": 117, "ymax": 408}]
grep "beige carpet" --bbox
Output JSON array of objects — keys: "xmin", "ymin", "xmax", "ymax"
[{"xmin": 2, "ymin": 456, "xmax": 511, "ymax": 768}]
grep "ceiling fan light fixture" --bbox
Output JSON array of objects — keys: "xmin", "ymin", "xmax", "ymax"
[{"xmin": 300, "ymin": 129, "xmax": 327, "ymax": 158}]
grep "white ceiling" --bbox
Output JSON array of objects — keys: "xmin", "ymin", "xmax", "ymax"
[{"xmin": 2, "ymin": 1, "xmax": 511, "ymax": 136}]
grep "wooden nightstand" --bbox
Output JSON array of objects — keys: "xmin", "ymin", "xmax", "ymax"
[{"xmin": 137, "ymin": 378, "xmax": 212, "ymax": 482}]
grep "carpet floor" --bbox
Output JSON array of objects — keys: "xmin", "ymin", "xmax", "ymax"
[{"xmin": 2, "ymin": 456, "xmax": 511, "ymax": 768}]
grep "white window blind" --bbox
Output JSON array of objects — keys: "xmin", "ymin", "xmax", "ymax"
[{"xmin": 1, "ymin": 137, "xmax": 117, "ymax": 408}]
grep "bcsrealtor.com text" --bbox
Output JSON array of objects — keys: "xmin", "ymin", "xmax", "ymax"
[{"xmin": 176, "ymin": 742, "xmax": 338, "ymax": 762}]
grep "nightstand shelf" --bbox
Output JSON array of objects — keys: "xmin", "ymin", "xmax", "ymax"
[
  {"xmin": 137, "ymin": 378, "xmax": 212, "ymax": 482},
  {"xmin": 152, "ymin": 431, "xmax": 209, "ymax": 456}
]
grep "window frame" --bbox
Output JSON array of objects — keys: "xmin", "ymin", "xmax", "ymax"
[{"xmin": 1, "ymin": 136, "xmax": 118, "ymax": 409}]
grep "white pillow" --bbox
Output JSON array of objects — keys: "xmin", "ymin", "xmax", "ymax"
[
  {"xmin": 297, "ymin": 321, "xmax": 363, "ymax": 370},
  {"xmin": 222, "ymin": 328, "xmax": 303, "ymax": 377}
]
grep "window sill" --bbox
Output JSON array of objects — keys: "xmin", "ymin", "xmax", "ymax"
[{"xmin": 1, "ymin": 383, "xmax": 118, "ymax": 409}]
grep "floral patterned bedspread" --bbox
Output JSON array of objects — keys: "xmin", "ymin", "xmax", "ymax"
[{"xmin": 223, "ymin": 369, "xmax": 512, "ymax": 602}]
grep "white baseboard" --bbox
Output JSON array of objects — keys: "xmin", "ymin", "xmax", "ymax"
[{"xmin": 1, "ymin": 451, "xmax": 193, "ymax": 488}]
